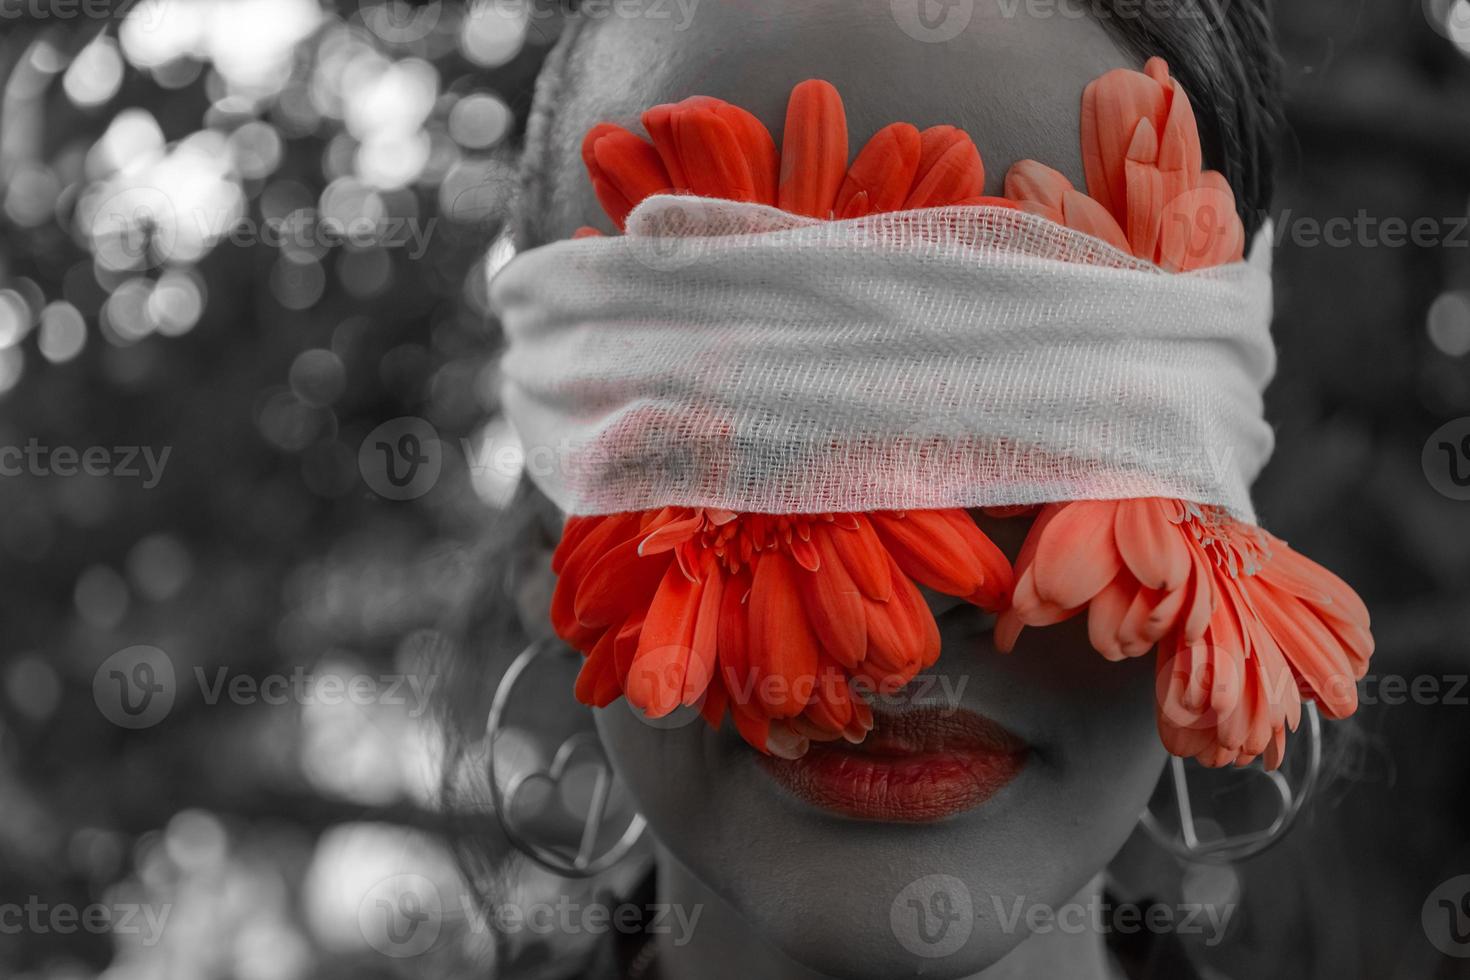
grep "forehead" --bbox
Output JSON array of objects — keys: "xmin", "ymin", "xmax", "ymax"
[{"xmin": 537, "ymin": 0, "xmax": 1138, "ymax": 238}]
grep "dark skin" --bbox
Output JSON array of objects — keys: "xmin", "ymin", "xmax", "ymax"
[{"xmin": 521, "ymin": 3, "xmax": 1170, "ymax": 976}]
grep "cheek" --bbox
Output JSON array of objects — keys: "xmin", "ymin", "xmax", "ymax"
[{"xmin": 997, "ymin": 616, "xmax": 1170, "ymax": 853}]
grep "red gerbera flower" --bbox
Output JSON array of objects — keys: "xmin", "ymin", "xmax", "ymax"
[
  {"xmin": 999, "ymin": 500, "xmax": 1372, "ymax": 770},
  {"xmin": 1004, "ymin": 57, "xmax": 1246, "ymax": 271},
  {"xmin": 559, "ymin": 507, "xmax": 1010, "ymax": 758},
  {"xmin": 987, "ymin": 61, "xmax": 1371, "ymax": 771},
  {"xmin": 558, "ymin": 79, "xmax": 1014, "ymax": 757}
]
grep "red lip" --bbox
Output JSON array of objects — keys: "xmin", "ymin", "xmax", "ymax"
[{"xmin": 756, "ymin": 707, "xmax": 1029, "ymax": 823}]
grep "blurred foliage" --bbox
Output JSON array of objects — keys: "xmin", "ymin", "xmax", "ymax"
[
  {"xmin": 0, "ymin": 2, "xmax": 1466, "ymax": 979},
  {"xmin": 0, "ymin": 2, "xmax": 556, "ymax": 977}
]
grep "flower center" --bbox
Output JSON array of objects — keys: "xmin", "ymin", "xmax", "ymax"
[
  {"xmin": 1178, "ymin": 503, "xmax": 1270, "ymax": 578},
  {"xmin": 695, "ymin": 511, "xmax": 835, "ymax": 575}
]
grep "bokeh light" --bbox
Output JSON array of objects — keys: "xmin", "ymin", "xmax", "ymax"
[
  {"xmin": 1427, "ymin": 289, "xmax": 1470, "ymax": 356},
  {"xmin": 38, "ymin": 301, "xmax": 88, "ymax": 363},
  {"xmin": 62, "ymin": 36, "xmax": 125, "ymax": 108},
  {"xmin": 449, "ymin": 91, "xmax": 513, "ymax": 149}
]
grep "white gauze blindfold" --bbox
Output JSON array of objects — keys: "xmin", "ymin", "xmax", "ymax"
[{"xmin": 491, "ymin": 196, "xmax": 1276, "ymax": 523}]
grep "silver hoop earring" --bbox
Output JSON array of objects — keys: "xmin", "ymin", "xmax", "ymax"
[
  {"xmin": 1139, "ymin": 702, "xmax": 1323, "ymax": 864},
  {"xmin": 487, "ymin": 640, "xmax": 647, "ymax": 878}
]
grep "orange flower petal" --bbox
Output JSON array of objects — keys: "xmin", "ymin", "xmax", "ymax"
[
  {"xmin": 1157, "ymin": 78, "xmax": 1203, "ymax": 198},
  {"xmin": 904, "ymin": 130, "xmax": 985, "ymax": 209},
  {"xmin": 711, "ymin": 101, "xmax": 779, "ymax": 205},
  {"xmin": 552, "ymin": 513, "xmax": 642, "ymax": 641},
  {"xmin": 836, "ymin": 122, "xmax": 923, "ymax": 216},
  {"xmin": 684, "ymin": 559, "xmax": 725, "ymax": 706},
  {"xmin": 1087, "ymin": 575, "xmax": 1136, "ymax": 661},
  {"xmin": 1157, "ymin": 186, "xmax": 1242, "ymax": 272},
  {"xmin": 1197, "ymin": 171, "xmax": 1246, "ymax": 263},
  {"xmin": 573, "ymin": 626, "xmax": 624, "ymax": 707},
  {"xmin": 870, "ymin": 509, "xmax": 1012, "ymax": 610},
  {"xmin": 573, "ymin": 536, "xmax": 671, "ymax": 630},
  {"xmin": 799, "ymin": 530, "xmax": 867, "ymax": 668},
  {"xmin": 1250, "ymin": 583, "xmax": 1359, "ymax": 720},
  {"xmin": 717, "ymin": 569, "xmax": 753, "ymax": 706},
  {"xmin": 672, "ymin": 106, "xmax": 758, "ymax": 202},
  {"xmin": 1029, "ymin": 500, "xmax": 1123, "ymax": 610},
  {"xmin": 1257, "ymin": 537, "xmax": 1371, "ymax": 632},
  {"xmin": 626, "ymin": 561, "xmax": 706, "ymax": 717},
  {"xmin": 828, "ymin": 515, "xmax": 894, "ymax": 602},
  {"xmin": 748, "ymin": 551, "xmax": 821, "ymax": 717},
  {"xmin": 1113, "ymin": 498, "xmax": 1191, "ymax": 591},
  {"xmin": 802, "ymin": 656, "xmax": 855, "ymax": 734},
  {"xmin": 585, "ymin": 124, "xmax": 674, "ymax": 228},
  {"xmin": 862, "ymin": 556, "xmax": 939, "ymax": 680},
  {"xmin": 1119, "ymin": 580, "xmax": 1187, "ymax": 655},
  {"xmin": 641, "ymin": 102, "xmax": 691, "ymax": 191},
  {"xmin": 1061, "ymin": 190, "xmax": 1132, "ymax": 254},
  {"xmin": 1081, "ymin": 67, "xmax": 1167, "ymax": 227},
  {"xmin": 1123, "ymin": 120, "xmax": 1165, "ymax": 261},
  {"xmin": 1004, "ymin": 159, "xmax": 1073, "ymax": 213},
  {"xmin": 778, "ymin": 79, "xmax": 848, "ymax": 218}
]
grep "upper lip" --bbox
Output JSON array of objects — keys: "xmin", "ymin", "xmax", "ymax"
[
  {"xmin": 754, "ymin": 705, "xmax": 1030, "ymax": 823},
  {"xmin": 856, "ymin": 705, "xmax": 1026, "ymax": 756}
]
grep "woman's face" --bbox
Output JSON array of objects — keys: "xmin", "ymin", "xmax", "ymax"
[
  {"xmin": 533, "ymin": 4, "xmax": 1170, "ymax": 976},
  {"xmin": 592, "ymin": 516, "xmax": 1166, "ymax": 978}
]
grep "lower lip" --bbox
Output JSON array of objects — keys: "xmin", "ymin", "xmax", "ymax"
[{"xmin": 756, "ymin": 711, "xmax": 1028, "ymax": 823}]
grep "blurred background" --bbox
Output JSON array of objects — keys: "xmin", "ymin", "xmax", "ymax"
[{"xmin": 0, "ymin": 1, "xmax": 1466, "ymax": 978}]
